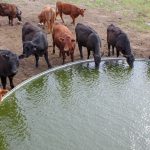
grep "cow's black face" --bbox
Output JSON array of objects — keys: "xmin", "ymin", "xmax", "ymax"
[
  {"xmin": 3, "ymin": 53, "xmax": 19, "ymax": 75},
  {"xmin": 16, "ymin": 8, "xmax": 22, "ymax": 21},
  {"xmin": 126, "ymin": 54, "xmax": 134, "ymax": 68},
  {"xmin": 94, "ymin": 54, "xmax": 101, "ymax": 68},
  {"xmin": 23, "ymin": 42, "xmax": 37, "ymax": 57},
  {"xmin": 17, "ymin": 15, "xmax": 22, "ymax": 21}
]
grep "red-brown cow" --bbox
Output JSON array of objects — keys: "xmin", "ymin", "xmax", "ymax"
[
  {"xmin": 56, "ymin": 1, "xmax": 86, "ymax": 25},
  {"xmin": 0, "ymin": 3, "xmax": 22, "ymax": 26},
  {"xmin": 52, "ymin": 23, "xmax": 75, "ymax": 64},
  {"xmin": 38, "ymin": 5, "xmax": 56, "ymax": 33}
]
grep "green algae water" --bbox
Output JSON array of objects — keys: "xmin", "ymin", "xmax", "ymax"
[{"xmin": 1, "ymin": 60, "xmax": 150, "ymax": 150}]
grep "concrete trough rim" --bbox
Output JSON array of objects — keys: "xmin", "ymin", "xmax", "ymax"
[{"xmin": 1, "ymin": 57, "xmax": 150, "ymax": 102}]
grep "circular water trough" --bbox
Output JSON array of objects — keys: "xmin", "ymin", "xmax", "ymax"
[{"xmin": 1, "ymin": 58, "xmax": 150, "ymax": 150}]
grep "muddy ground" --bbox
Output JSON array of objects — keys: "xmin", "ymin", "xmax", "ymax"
[{"xmin": 0, "ymin": 0, "xmax": 150, "ymax": 88}]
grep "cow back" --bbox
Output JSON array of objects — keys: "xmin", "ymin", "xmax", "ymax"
[
  {"xmin": 22, "ymin": 22, "xmax": 42, "ymax": 42},
  {"xmin": 0, "ymin": 3, "xmax": 17, "ymax": 17}
]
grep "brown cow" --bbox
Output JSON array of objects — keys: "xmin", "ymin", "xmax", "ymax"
[
  {"xmin": 56, "ymin": 1, "xmax": 86, "ymax": 25},
  {"xmin": 0, "ymin": 3, "xmax": 22, "ymax": 26},
  {"xmin": 52, "ymin": 23, "xmax": 75, "ymax": 64},
  {"xmin": 38, "ymin": 5, "xmax": 56, "ymax": 33},
  {"xmin": 0, "ymin": 88, "xmax": 8, "ymax": 101}
]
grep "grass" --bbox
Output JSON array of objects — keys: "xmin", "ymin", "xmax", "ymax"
[{"xmin": 59, "ymin": 0, "xmax": 150, "ymax": 31}]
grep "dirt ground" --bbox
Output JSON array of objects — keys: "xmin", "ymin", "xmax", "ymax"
[{"xmin": 0, "ymin": 0, "xmax": 150, "ymax": 88}]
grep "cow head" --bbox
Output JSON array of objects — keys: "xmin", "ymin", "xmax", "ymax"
[
  {"xmin": 93, "ymin": 54, "xmax": 101, "ymax": 68},
  {"xmin": 124, "ymin": 54, "xmax": 135, "ymax": 68},
  {"xmin": 1, "ymin": 53, "xmax": 19, "ymax": 75},
  {"xmin": 16, "ymin": 7, "xmax": 22, "ymax": 22},
  {"xmin": 59, "ymin": 36, "xmax": 75, "ymax": 55},
  {"xmin": 22, "ymin": 41, "xmax": 37, "ymax": 58},
  {"xmin": 79, "ymin": 8, "xmax": 86, "ymax": 17}
]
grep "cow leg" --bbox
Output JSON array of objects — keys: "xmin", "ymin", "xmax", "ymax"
[
  {"xmin": 116, "ymin": 49, "xmax": 120, "ymax": 57},
  {"xmin": 62, "ymin": 51, "xmax": 66, "ymax": 64},
  {"xmin": 70, "ymin": 15, "xmax": 75, "ymax": 25},
  {"xmin": 87, "ymin": 49, "xmax": 91, "ymax": 59},
  {"xmin": 44, "ymin": 51, "xmax": 52, "ymax": 69},
  {"xmin": 8, "ymin": 76, "xmax": 14, "ymax": 89},
  {"xmin": 59, "ymin": 50, "xmax": 62, "ymax": 57},
  {"xmin": 70, "ymin": 53, "xmax": 74, "ymax": 62},
  {"xmin": 1, "ymin": 77, "xmax": 7, "ymax": 89},
  {"xmin": 78, "ymin": 44, "xmax": 83, "ymax": 59},
  {"xmin": 47, "ymin": 21, "xmax": 51, "ymax": 34},
  {"xmin": 108, "ymin": 43, "xmax": 111, "ymax": 56},
  {"xmin": 59, "ymin": 12, "xmax": 65, "ymax": 23},
  {"xmin": 8, "ymin": 16, "xmax": 13, "ymax": 26},
  {"xmin": 34, "ymin": 54, "xmax": 39, "ymax": 68},
  {"xmin": 8, "ymin": 16, "xmax": 11, "ymax": 25},
  {"xmin": 52, "ymin": 41, "xmax": 55, "ymax": 54},
  {"xmin": 112, "ymin": 46, "xmax": 115, "ymax": 56}
]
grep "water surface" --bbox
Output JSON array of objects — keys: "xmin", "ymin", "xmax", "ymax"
[{"xmin": 1, "ymin": 60, "xmax": 150, "ymax": 150}]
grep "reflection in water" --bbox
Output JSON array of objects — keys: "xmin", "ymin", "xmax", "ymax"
[
  {"xmin": 54, "ymin": 69, "xmax": 73, "ymax": 100},
  {"xmin": 0, "ymin": 95, "xmax": 28, "ymax": 150},
  {"xmin": 75, "ymin": 64, "xmax": 100, "ymax": 87},
  {"xmin": 24, "ymin": 76, "xmax": 48, "ymax": 105},
  {"xmin": 102, "ymin": 60, "xmax": 132, "ymax": 79}
]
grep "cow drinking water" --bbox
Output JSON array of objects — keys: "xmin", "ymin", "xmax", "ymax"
[
  {"xmin": 75, "ymin": 23, "xmax": 102, "ymax": 68},
  {"xmin": 107, "ymin": 24, "xmax": 134, "ymax": 68}
]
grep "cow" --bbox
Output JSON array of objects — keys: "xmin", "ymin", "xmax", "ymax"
[
  {"xmin": 0, "ymin": 50, "xmax": 19, "ymax": 89},
  {"xmin": 0, "ymin": 3, "xmax": 22, "ymax": 26},
  {"xmin": 38, "ymin": 5, "xmax": 56, "ymax": 33},
  {"xmin": 19, "ymin": 22, "xmax": 52, "ymax": 68},
  {"xmin": 0, "ymin": 88, "xmax": 8, "ymax": 101},
  {"xmin": 52, "ymin": 23, "xmax": 76, "ymax": 64},
  {"xmin": 56, "ymin": 1, "xmax": 86, "ymax": 25},
  {"xmin": 75, "ymin": 23, "xmax": 102, "ymax": 68},
  {"xmin": 107, "ymin": 24, "xmax": 135, "ymax": 68}
]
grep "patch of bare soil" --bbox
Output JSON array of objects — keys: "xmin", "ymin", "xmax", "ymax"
[{"xmin": 0, "ymin": 0, "xmax": 150, "ymax": 88}]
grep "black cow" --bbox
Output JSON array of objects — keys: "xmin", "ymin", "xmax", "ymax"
[
  {"xmin": 0, "ymin": 50, "xmax": 19, "ymax": 89},
  {"xmin": 20, "ymin": 22, "xmax": 52, "ymax": 68},
  {"xmin": 107, "ymin": 24, "xmax": 134, "ymax": 68},
  {"xmin": 75, "ymin": 23, "xmax": 102, "ymax": 68}
]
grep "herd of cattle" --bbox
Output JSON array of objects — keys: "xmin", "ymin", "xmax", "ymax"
[{"xmin": 0, "ymin": 1, "xmax": 135, "ymax": 99}]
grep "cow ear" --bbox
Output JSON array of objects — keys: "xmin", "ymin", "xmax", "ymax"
[{"xmin": 59, "ymin": 37, "xmax": 64, "ymax": 42}]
